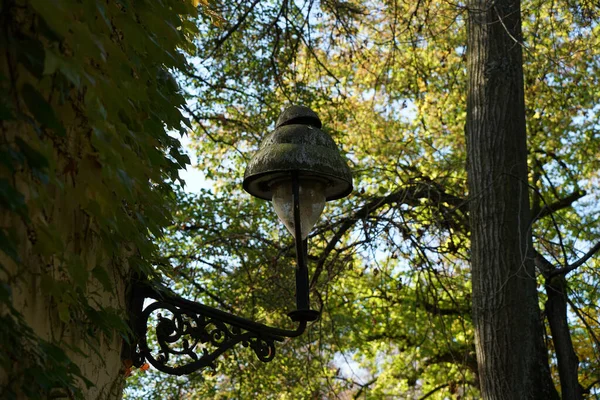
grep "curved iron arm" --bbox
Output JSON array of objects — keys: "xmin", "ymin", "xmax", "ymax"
[{"xmin": 131, "ymin": 284, "xmax": 308, "ymax": 375}]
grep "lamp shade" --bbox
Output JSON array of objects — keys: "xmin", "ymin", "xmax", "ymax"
[
  {"xmin": 271, "ymin": 179, "xmax": 326, "ymax": 239},
  {"xmin": 243, "ymin": 105, "xmax": 353, "ymax": 202}
]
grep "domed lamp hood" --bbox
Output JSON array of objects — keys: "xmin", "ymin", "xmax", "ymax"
[{"xmin": 243, "ymin": 105, "xmax": 353, "ymax": 202}]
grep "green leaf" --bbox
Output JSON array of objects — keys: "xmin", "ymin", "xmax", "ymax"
[
  {"xmin": 38, "ymin": 340, "xmax": 69, "ymax": 363},
  {"xmin": 21, "ymin": 83, "xmax": 66, "ymax": 137},
  {"xmin": 91, "ymin": 266, "xmax": 113, "ymax": 292},
  {"xmin": 17, "ymin": 38, "xmax": 45, "ymax": 78},
  {"xmin": 100, "ymin": 308, "xmax": 130, "ymax": 333},
  {"xmin": 15, "ymin": 137, "xmax": 49, "ymax": 170},
  {"xmin": 0, "ymin": 281, "xmax": 12, "ymax": 303},
  {"xmin": 95, "ymin": 2, "xmax": 111, "ymax": 29},
  {"xmin": 0, "ymin": 178, "xmax": 27, "ymax": 217},
  {"xmin": 67, "ymin": 256, "xmax": 89, "ymax": 290},
  {"xmin": 0, "ymin": 229, "xmax": 20, "ymax": 263},
  {"xmin": 0, "ymin": 148, "xmax": 25, "ymax": 172},
  {"xmin": 57, "ymin": 302, "xmax": 70, "ymax": 323},
  {"xmin": 15, "ymin": 137, "xmax": 50, "ymax": 184},
  {"xmin": 35, "ymin": 224, "xmax": 64, "ymax": 256},
  {"xmin": 43, "ymin": 48, "xmax": 60, "ymax": 75},
  {"xmin": 29, "ymin": 0, "xmax": 69, "ymax": 37},
  {"xmin": 0, "ymin": 101, "xmax": 12, "ymax": 120}
]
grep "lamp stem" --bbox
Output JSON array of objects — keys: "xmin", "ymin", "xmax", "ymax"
[
  {"xmin": 288, "ymin": 172, "xmax": 320, "ymax": 322},
  {"xmin": 292, "ymin": 172, "xmax": 309, "ymax": 311},
  {"xmin": 295, "ymin": 237, "xmax": 310, "ymax": 311}
]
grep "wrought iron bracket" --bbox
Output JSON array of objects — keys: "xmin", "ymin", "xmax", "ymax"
[
  {"xmin": 131, "ymin": 284, "xmax": 308, "ymax": 376},
  {"xmin": 130, "ymin": 171, "xmax": 325, "ymax": 376}
]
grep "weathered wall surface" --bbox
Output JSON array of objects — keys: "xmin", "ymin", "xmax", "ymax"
[
  {"xmin": 0, "ymin": 67, "xmax": 128, "ymax": 400},
  {"xmin": 1, "ymin": 1, "xmax": 195, "ymax": 398}
]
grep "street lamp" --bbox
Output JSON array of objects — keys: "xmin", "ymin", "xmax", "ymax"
[{"xmin": 131, "ymin": 106, "xmax": 352, "ymax": 375}]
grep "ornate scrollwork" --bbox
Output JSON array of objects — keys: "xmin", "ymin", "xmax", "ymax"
[{"xmin": 132, "ymin": 288, "xmax": 304, "ymax": 375}]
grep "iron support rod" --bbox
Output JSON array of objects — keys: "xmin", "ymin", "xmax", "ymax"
[{"xmin": 292, "ymin": 172, "xmax": 309, "ymax": 312}]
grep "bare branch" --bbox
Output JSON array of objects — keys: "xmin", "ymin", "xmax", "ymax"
[
  {"xmin": 152, "ymin": 259, "xmax": 234, "ymax": 311},
  {"xmin": 420, "ymin": 300, "xmax": 470, "ymax": 316},
  {"xmin": 532, "ymin": 190, "xmax": 587, "ymax": 222},
  {"xmin": 366, "ymin": 333, "xmax": 476, "ymax": 373},
  {"xmin": 182, "ymin": 72, "xmax": 271, "ymax": 107},
  {"xmin": 176, "ymin": 269, "xmax": 235, "ymax": 311},
  {"xmin": 551, "ymin": 241, "xmax": 600, "ymax": 277}
]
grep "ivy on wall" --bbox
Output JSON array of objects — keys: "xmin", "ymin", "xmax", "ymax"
[{"xmin": 0, "ymin": 0, "xmax": 201, "ymax": 397}]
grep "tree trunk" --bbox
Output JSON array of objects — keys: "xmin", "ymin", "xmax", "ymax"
[
  {"xmin": 465, "ymin": 0, "xmax": 558, "ymax": 398},
  {"xmin": 546, "ymin": 276, "xmax": 583, "ymax": 399}
]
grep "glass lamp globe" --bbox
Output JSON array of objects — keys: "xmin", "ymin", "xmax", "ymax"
[{"xmin": 271, "ymin": 179, "xmax": 326, "ymax": 239}]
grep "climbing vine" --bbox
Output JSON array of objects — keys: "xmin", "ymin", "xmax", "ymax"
[{"xmin": 0, "ymin": 0, "xmax": 205, "ymax": 397}]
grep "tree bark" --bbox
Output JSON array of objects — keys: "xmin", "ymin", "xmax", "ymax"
[
  {"xmin": 465, "ymin": 0, "xmax": 558, "ymax": 398},
  {"xmin": 546, "ymin": 276, "xmax": 583, "ymax": 399}
]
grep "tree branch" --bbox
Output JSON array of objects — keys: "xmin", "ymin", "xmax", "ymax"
[
  {"xmin": 419, "ymin": 383, "xmax": 449, "ymax": 400},
  {"xmin": 310, "ymin": 181, "xmax": 467, "ymax": 288},
  {"xmin": 533, "ymin": 250, "xmax": 556, "ymax": 278},
  {"xmin": 182, "ymin": 72, "xmax": 270, "ymax": 107},
  {"xmin": 360, "ymin": 293, "xmax": 470, "ymax": 317},
  {"xmin": 534, "ymin": 251, "xmax": 585, "ymax": 398},
  {"xmin": 352, "ymin": 377, "xmax": 378, "ymax": 399},
  {"xmin": 566, "ymin": 297, "xmax": 600, "ymax": 349},
  {"xmin": 366, "ymin": 333, "xmax": 477, "ymax": 374},
  {"xmin": 424, "ymin": 348, "xmax": 478, "ymax": 374},
  {"xmin": 175, "ymin": 269, "xmax": 234, "ymax": 312},
  {"xmin": 583, "ymin": 378, "xmax": 600, "ymax": 394},
  {"xmin": 419, "ymin": 300, "xmax": 470, "ymax": 316},
  {"xmin": 206, "ymin": 0, "xmax": 261, "ymax": 60},
  {"xmin": 550, "ymin": 240, "xmax": 600, "ymax": 277},
  {"xmin": 545, "ymin": 274, "xmax": 584, "ymax": 399},
  {"xmin": 532, "ymin": 190, "xmax": 586, "ymax": 222}
]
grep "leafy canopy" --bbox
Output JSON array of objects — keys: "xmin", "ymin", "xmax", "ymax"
[{"xmin": 126, "ymin": 0, "xmax": 600, "ymax": 398}]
